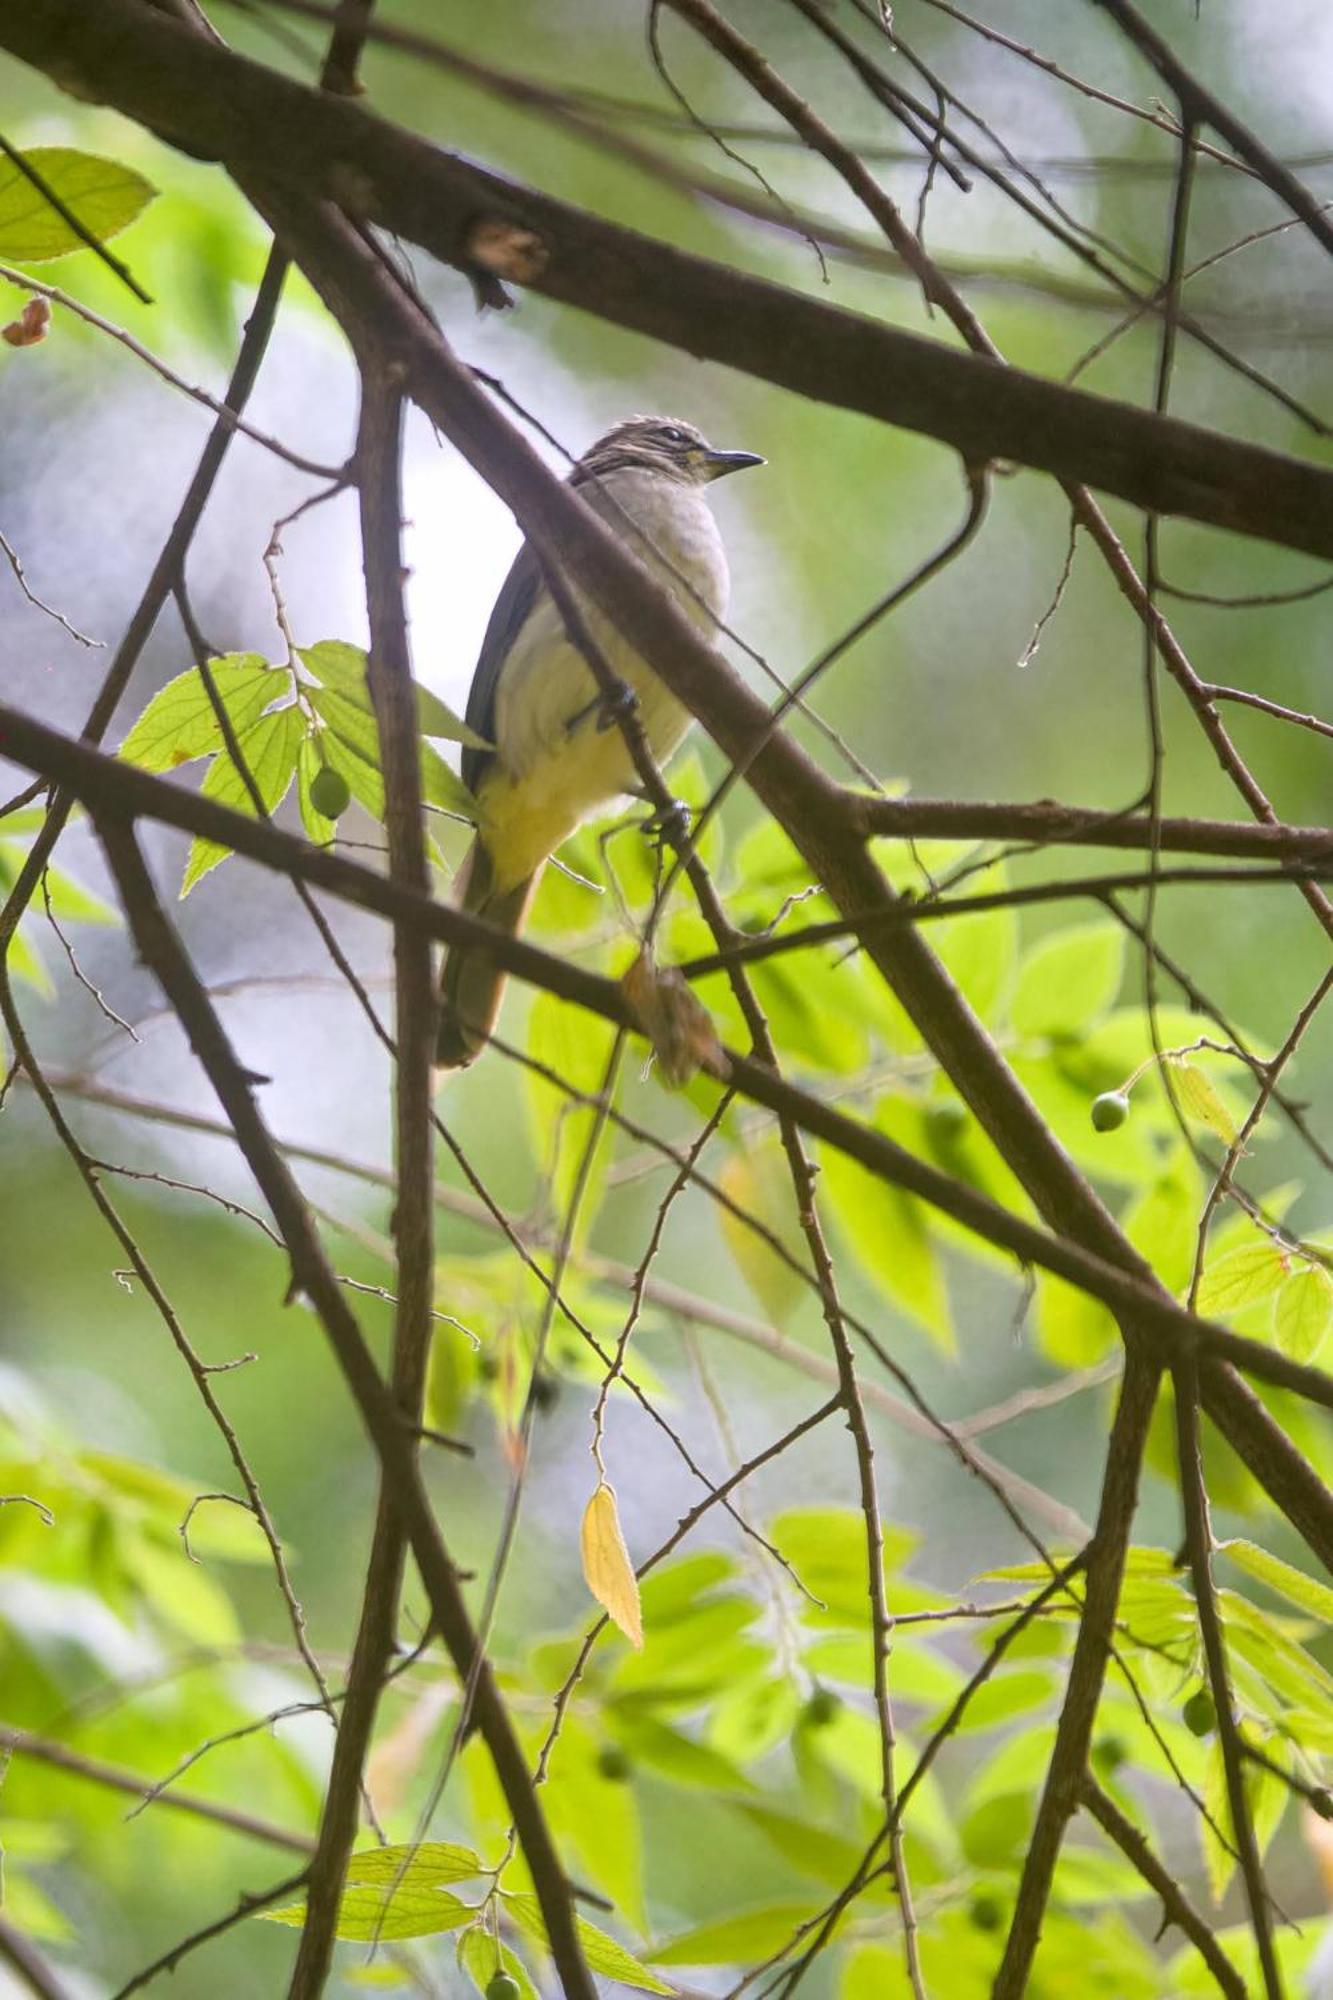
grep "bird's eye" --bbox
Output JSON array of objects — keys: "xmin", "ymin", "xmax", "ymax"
[{"xmin": 659, "ymin": 426, "xmax": 688, "ymax": 446}]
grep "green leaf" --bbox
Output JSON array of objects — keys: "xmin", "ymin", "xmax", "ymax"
[
  {"xmin": 608, "ymin": 1713, "xmax": 749, "ymax": 1792},
  {"xmin": 457, "ymin": 1928, "xmax": 539, "ymax": 2000},
  {"xmin": 650, "ymin": 1902, "xmax": 821, "ymax": 1966},
  {"xmin": 0, "ymin": 147, "xmax": 155, "ymax": 261},
  {"xmin": 1272, "ymin": 1263, "xmax": 1333, "ymax": 1362},
  {"xmin": 819, "ymin": 1132, "xmax": 951, "ymax": 1348},
  {"xmin": 299, "ymin": 638, "xmax": 487, "ymax": 747},
  {"xmin": 119, "ymin": 655, "xmax": 281, "ymax": 772},
  {"xmin": 523, "ymin": 989, "xmax": 620, "ymax": 1236},
  {"xmin": 421, "ymin": 742, "xmax": 477, "ymax": 818},
  {"xmin": 772, "ymin": 1507, "xmax": 917, "ymax": 1626},
  {"xmin": 182, "ymin": 704, "xmax": 305, "ymax": 893},
  {"xmin": 1010, "ymin": 924, "xmax": 1123, "ymax": 1039},
  {"xmin": 1218, "ymin": 1540, "xmax": 1333, "ymax": 1623},
  {"xmin": 731, "ymin": 1802, "xmax": 865, "ymax": 1889},
  {"xmin": 503, "ymin": 1893, "xmax": 674, "ymax": 1992},
  {"xmin": 1201, "ymin": 1731, "xmax": 1286, "ymax": 1904},
  {"xmin": 541, "ymin": 1712, "xmax": 645, "ymax": 1930},
  {"xmin": 4, "ymin": 925, "xmax": 51, "ymax": 996},
  {"xmin": 1036, "ymin": 1271, "xmax": 1116, "ymax": 1368},
  {"xmin": 343, "ymin": 1843, "xmax": 485, "ymax": 1887},
  {"xmin": 932, "ymin": 1669, "xmax": 1056, "ymax": 1736},
  {"xmin": 1195, "ymin": 1239, "xmax": 1288, "ymax": 1317},
  {"xmin": 262, "ymin": 1847, "xmax": 484, "ymax": 1941},
  {"xmin": 707, "ymin": 1674, "xmax": 801, "ymax": 1764},
  {"xmin": 1166, "ymin": 1059, "xmax": 1238, "ymax": 1143}
]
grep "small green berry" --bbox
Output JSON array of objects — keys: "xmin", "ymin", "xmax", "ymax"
[
  {"xmin": 597, "ymin": 1744, "xmax": 631, "ymax": 1782},
  {"xmin": 309, "ymin": 764, "xmax": 351, "ymax": 820},
  {"xmin": 968, "ymin": 1893, "xmax": 1003, "ymax": 1932},
  {"xmin": 486, "ymin": 1975, "xmax": 521, "ymax": 2000},
  {"xmin": 1091, "ymin": 1091, "xmax": 1131, "ymax": 1132},
  {"xmin": 1183, "ymin": 1689, "xmax": 1216, "ymax": 1737},
  {"xmin": 803, "ymin": 1688, "xmax": 840, "ymax": 1728}
]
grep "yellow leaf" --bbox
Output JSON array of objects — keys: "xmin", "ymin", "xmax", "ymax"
[{"xmin": 580, "ymin": 1482, "xmax": 642, "ymax": 1650}]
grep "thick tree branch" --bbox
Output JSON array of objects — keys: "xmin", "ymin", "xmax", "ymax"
[
  {"xmin": 91, "ymin": 819, "xmax": 597, "ymax": 2000},
  {"xmin": 3, "ymin": 0, "xmax": 1333, "ymax": 555},
  {"xmin": 1, "ymin": 717, "xmax": 1330, "ymax": 1427}
]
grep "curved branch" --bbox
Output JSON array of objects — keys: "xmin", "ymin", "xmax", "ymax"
[{"xmin": 3, "ymin": 0, "xmax": 1333, "ymax": 555}]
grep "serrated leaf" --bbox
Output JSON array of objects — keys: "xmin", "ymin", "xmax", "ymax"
[
  {"xmin": 1219, "ymin": 1540, "xmax": 1333, "ymax": 1623},
  {"xmin": 1272, "ymin": 1264, "xmax": 1333, "ymax": 1362},
  {"xmin": 581, "ymin": 1481, "xmax": 642, "ymax": 1649},
  {"xmin": 504, "ymin": 1892, "xmax": 673, "ymax": 1992},
  {"xmin": 1195, "ymin": 1239, "xmax": 1288, "ymax": 1316},
  {"xmin": 0, "ymin": 147, "xmax": 155, "ymax": 261},
  {"xmin": 119, "ymin": 655, "xmax": 281, "ymax": 772},
  {"xmin": 182, "ymin": 704, "xmax": 305, "ymax": 893},
  {"xmin": 299, "ymin": 638, "xmax": 487, "ymax": 747},
  {"xmin": 457, "ymin": 1928, "xmax": 539, "ymax": 2000},
  {"xmin": 261, "ymin": 1845, "xmax": 484, "ymax": 1941},
  {"xmin": 1167, "ymin": 1059, "xmax": 1238, "ymax": 1143},
  {"xmin": 262, "ymin": 1884, "xmax": 475, "ymax": 1942},
  {"xmin": 343, "ymin": 1842, "xmax": 484, "ymax": 1887}
]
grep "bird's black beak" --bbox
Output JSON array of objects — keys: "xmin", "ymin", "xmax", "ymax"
[{"xmin": 703, "ymin": 448, "xmax": 765, "ymax": 480}]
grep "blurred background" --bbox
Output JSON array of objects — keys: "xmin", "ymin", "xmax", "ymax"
[{"xmin": 0, "ymin": 1, "xmax": 1329, "ymax": 1992}]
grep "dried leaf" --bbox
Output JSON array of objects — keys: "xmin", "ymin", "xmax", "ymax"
[
  {"xmin": 622, "ymin": 950, "xmax": 725, "ymax": 1088},
  {"xmin": 2, "ymin": 297, "xmax": 50, "ymax": 347},
  {"xmin": 580, "ymin": 1480, "xmax": 643, "ymax": 1649}
]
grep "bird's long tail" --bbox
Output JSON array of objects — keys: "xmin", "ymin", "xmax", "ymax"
[{"xmin": 435, "ymin": 838, "xmax": 539, "ymax": 1070}]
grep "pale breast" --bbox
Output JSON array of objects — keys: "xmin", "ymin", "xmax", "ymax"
[
  {"xmin": 478, "ymin": 469, "xmax": 731, "ymax": 890},
  {"xmin": 490, "ymin": 468, "xmax": 730, "ymax": 785}
]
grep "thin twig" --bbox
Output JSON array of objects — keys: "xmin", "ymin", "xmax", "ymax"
[{"xmin": 1174, "ymin": 1353, "xmax": 1283, "ymax": 1996}]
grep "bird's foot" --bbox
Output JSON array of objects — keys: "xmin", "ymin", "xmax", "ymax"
[
  {"xmin": 639, "ymin": 795, "xmax": 691, "ymax": 852},
  {"xmin": 564, "ymin": 677, "xmax": 638, "ymax": 737},
  {"xmin": 595, "ymin": 678, "xmax": 638, "ymax": 732}
]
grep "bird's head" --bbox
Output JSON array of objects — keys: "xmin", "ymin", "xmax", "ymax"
[{"xmin": 577, "ymin": 415, "xmax": 764, "ymax": 487}]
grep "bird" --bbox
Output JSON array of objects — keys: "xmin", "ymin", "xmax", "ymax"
[{"xmin": 435, "ymin": 414, "xmax": 763, "ymax": 1070}]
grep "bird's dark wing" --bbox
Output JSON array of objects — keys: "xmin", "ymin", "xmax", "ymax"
[{"xmin": 461, "ymin": 538, "xmax": 544, "ymax": 793}]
